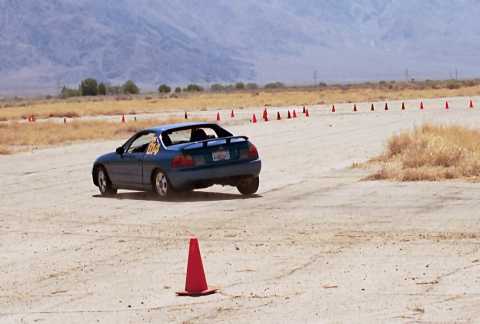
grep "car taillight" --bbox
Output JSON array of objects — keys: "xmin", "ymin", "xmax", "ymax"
[
  {"xmin": 248, "ymin": 144, "xmax": 258, "ymax": 159},
  {"xmin": 171, "ymin": 154, "xmax": 194, "ymax": 169}
]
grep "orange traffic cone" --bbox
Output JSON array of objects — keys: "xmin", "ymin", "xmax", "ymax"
[
  {"xmin": 277, "ymin": 111, "xmax": 281, "ymax": 120},
  {"xmin": 401, "ymin": 102, "xmax": 406, "ymax": 111},
  {"xmin": 469, "ymin": 100, "xmax": 474, "ymax": 108},
  {"xmin": 420, "ymin": 101, "xmax": 424, "ymax": 110},
  {"xmin": 185, "ymin": 112, "xmax": 188, "ymax": 120},
  {"xmin": 445, "ymin": 101, "xmax": 449, "ymax": 110},
  {"xmin": 252, "ymin": 114, "xmax": 257, "ymax": 123},
  {"xmin": 331, "ymin": 105, "xmax": 336, "ymax": 113},
  {"xmin": 302, "ymin": 106, "xmax": 306, "ymax": 114},
  {"xmin": 370, "ymin": 104, "xmax": 375, "ymax": 111},
  {"xmin": 305, "ymin": 109, "xmax": 310, "ymax": 117},
  {"xmin": 121, "ymin": 114, "xmax": 126, "ymax": 123},
  {"xmin": 293, "ymin": 110, "xmax": 297, "ymax": 118},
  {"xmin": 384, "ymin": 103, "xmax": 389, "ymax": 111},
  {"xmin": 231, "ymin": 110, "xmax": 235, "ymax": 118},
  {"xmin": 262, "ymin": 108, "xmax": 268, "ymax": 120},
  {"xmin": 177, "ymin": 238, "xmax": 217, "ymax": 297},
  {"xmin": 287, "ymin": 110, "xmax": 291, "ymax": 119},
  {"xmin": 216, "ymin": 112, "xmax": 221, "ymax": 122},
  {"xmin": 353, "ymin": 104, "xmax": 357, "ymax": 112}
]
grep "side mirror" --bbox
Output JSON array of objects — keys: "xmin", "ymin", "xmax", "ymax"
[{"xmin": 116, "ymin": 146, "xmax": 124, "ymax": 155}]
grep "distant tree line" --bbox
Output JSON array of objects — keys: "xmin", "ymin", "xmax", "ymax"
[
  {"xmin": 60, "ymin": 78, "xmax": 140, "ymax": 98},
  {"xmin": 59, "ymin": 78, "xmax": 291, "ymax": 99}
]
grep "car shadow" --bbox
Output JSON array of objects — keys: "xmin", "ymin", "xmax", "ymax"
[{"xmin": 92, "ymin": 190, "xmax": 262, "ymax": 202}]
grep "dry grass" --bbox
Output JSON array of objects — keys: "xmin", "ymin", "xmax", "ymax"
[
  {"xmin": 1, "ymin": 83, "xmax": 480, "ymax": 121},
  {"xmin": 0, "ymin": 117, "xmax": 202, "ymax": 154},
  {"xmin": 365, "ymin": 124, "xmax": 480, "ymax": 181}
]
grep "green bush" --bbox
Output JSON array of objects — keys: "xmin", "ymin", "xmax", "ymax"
[
  {"xmin": 158, "ymin": 84, "xmax": 171, "ymax": 93},
  {"xmin": 60, "ymin": 86, "xmax": 81, "ymax": 98},
  {"xmin": 122, "ymin": 80, "xmax": 140, "ymax": 94},
  {"xmin": 80, "ymin": 78, "xmax": 98, "ymax": 96},
  {"xmin": 235, "ymin": 82, "xmax": 245, "ymax": 90},
  {"xmin": 174, "ymin": 87, "xmax": 182, "ymax": 93},
  {"xmin": 246, "ymin": 83, "xmax": 258, "ymax": 90},
  {"xmin": 264, "ymin": 82, "xmax": 285, "ymax": 89},
  {"xmin": 210, "ymin": 83, "xmax": 225, "ymax": 91},
  {"xmin": 98, "ymin": 83, "xmax": 107, "ymax": 95},
  {"xmin": 184, "ymin": 84, "xmax": 204, "ymax": 92}
]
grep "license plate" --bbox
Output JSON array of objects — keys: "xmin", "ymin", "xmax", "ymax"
[{"xmin": 212, "ymin": 150, "xmax": 230, "ymax": 161}]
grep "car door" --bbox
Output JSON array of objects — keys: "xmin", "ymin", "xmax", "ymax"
[{"xmin": 113, "ymin": 131, "xmax": 156, "ymax": 188}]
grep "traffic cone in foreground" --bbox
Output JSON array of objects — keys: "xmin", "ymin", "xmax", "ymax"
[
  {"xmin": 331, "ymin": 105, "xmax": 336, "ymax": 113},
  {"xmin": 469, "ymin": 100, "xmax": 474, "ymax": 108},
  {"xmin": 121, "ymin": 114, "xmax": 126, "ymax": 123},
  {"xmin": 231, "ymin": 110, "xmax": 235, "ymax": 118},
  {"xmin": 445, "ymin": 101, "xmax": 449, "ymax": 110},
  {"xmin": 370, "ymin": 104, "xmax": 375, "ymax": 111},
  {"xmin": 184, "ymin": 112, "xmax": 188, "ymax": 120},
  {"xmin": 287, "ymin": 110, "xmax": 291, "ymax": 119},
  {"xmin": 277, "ymin": 111, "xmax": 281, "ymax": 120},
  {"xmin": 420, "ymin": 101, "xmax": 424, "ymax": 110},
  {"xmin": 216, "ymin": 112, "xmax": 221, "ymax": 122},
  {"xmin": 353, "ymin": 104, "xmax": 357, "ymax": 112},
  {"xmin": 252, "ymin": 114, "xmax": 257, "ymax": 123},
  {"xmin": 305, "ymin": 109, "xmax": 310, "ymax": 117},
  {"xmin": 263, "ymin": 108, "xmax": 268, "ymax": 120},
  {"xmin": 177, "ymin": 238, "xmax": 217, "ymax": 297},
  {"xmin": 401, "ymin": 102, "xmax": 406, "ymax": 111},
  {"xmin": 384, "ymin": 102, "xmax": 389, "ymax": 111},
  {"xmin": 293, "ymin": 110, "xmax": 297, "ymax": 118}
]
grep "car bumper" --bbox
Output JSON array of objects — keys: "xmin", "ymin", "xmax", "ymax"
[{"xmin": 168, "ymin": 159, "xmax": 261, "ymax": 189}]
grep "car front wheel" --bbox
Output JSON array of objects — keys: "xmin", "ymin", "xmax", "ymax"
[
  {"xmin": 237, "ymin": 176, "xmax": 259, "ymax": 196},
  {"xmin": 97, "ymin": 167, "xmax": 117, "ymax": 196},
  {"xmin": 153, "ymin": 170, "xmax": 173, "ymax": 199}
]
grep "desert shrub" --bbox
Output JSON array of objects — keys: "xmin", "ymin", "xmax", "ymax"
[
  {"xmin": 60, "ymin": 86, "xmax": 81, "ymax": 98},
  {"xmin": 366, "ymin": 124, "xmax": 480, "ymax": 181},
  {"xmin": 122, "ymin": 80, "xmax": 140, "ymax": 94},
  {"xmin": 184, "ymin": 84, "xmax": 204, "ymax": 92},
  {"xmin": 98, "ymin": 83, "xmax": 107, "ymax": 95},
  {"xmin": 80, "ymin": 78, "xmax": 98, "ymax": 96},
  {"xmin": 158, "ymin": 84, "xmax": 171, "ymax": 93},
  {"xmin": 264, "ymin": 82, "xmax": 285, "ymax": 89}
]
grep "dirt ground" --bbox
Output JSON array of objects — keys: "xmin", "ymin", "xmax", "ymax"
[{"xmin": 1, "ymin": 97, "xmax": 480, "ymax": 323}]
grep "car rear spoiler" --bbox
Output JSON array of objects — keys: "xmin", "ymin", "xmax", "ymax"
[{"xmin": 182, "ymin": 136, "xmax": 249, "ymax": 151}]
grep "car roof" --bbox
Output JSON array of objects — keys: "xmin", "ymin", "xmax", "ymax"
[{"xmin": 145, "ymin": 122, "xmax": 217, "ymax": 133}]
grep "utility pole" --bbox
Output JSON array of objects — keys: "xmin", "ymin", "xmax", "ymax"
[
  {"xmin": 313, "ymin": 70, "xmax": 318, "ymax": 87},
  {"xmin": 405, "ymin": 69, "xmax": 410, "ymax": 82},
  {"xmin": 455, "ymin": 68, "xmax": 458, "ymax": 80}
]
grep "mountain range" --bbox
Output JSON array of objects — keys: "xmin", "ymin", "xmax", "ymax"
[{"xmin": 1, "ymin": 0, "xmax": 479, "ymax": 94}]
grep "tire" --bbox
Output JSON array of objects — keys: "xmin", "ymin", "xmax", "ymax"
[
  {"xmin": 97, "ymin": 166, "xmax": 117, "ymax": 196},
  {"xmin": 152, "ymin": 170, "xmax": 174, "ymax": 199},
  {"xmin": 237, "ymin": 176, "xmax": 259, "ymax": 196}
]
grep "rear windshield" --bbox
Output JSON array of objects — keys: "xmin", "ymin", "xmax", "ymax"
[{"xmin": 161, "ymin": 125, "xmax": 232, "ymax": 147}]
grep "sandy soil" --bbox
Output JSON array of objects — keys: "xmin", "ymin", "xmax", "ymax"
[{"xmin": 1, "ymin": 97, "xmax": 480, "ymax": 323}]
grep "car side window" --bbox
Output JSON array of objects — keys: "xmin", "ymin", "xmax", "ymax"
[{"xmin": 127, "ymin": 133, "xmax": 157, "ymax": 154}]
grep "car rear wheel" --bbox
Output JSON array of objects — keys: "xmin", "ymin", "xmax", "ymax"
[
  {"xmin": 153, "ymin": 170, "xmax": 173, "ymax": 199},
  {"xmin": 237, "ymin": 176, "xmax": 259, "ymax": 196},
  {"xmin": 97, "ymin": 167, "xmax": 117, "ymax": 196}
]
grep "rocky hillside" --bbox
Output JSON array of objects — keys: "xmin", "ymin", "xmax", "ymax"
[{"xmin": 0, "ymin": 0, "xmax": 479, "ymax": 93}]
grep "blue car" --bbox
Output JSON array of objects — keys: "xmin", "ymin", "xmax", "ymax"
[{"xmin": 92, "ymin": 122, "xmax": 261, "ymax": 198}]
